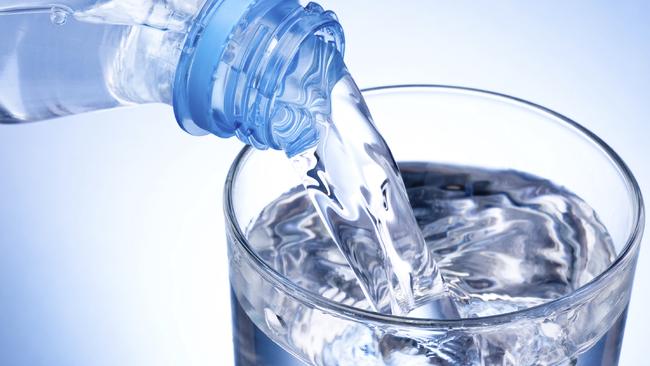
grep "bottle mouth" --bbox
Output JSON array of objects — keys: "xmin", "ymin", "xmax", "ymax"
[
  {"xmin": 172, "ymin": 0, "xmax": 345, "ymax": 151},
  {"xmin": 218, "ymin": 1, "xmax": 345, "ymax": 151}
]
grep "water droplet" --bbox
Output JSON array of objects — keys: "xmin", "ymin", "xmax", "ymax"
[{"xmin": 50, "ymin": 7, "xmax": 69, "ymax": 25}]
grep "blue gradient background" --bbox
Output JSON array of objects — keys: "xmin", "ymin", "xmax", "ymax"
[{"xmin": 1, "ymin": 1, "xmax": 648, "ymax": 365}]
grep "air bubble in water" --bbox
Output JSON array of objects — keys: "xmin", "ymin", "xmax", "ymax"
[{"xmin": 50, "ymin": 7, "xmax": 69, "ymax": 25}]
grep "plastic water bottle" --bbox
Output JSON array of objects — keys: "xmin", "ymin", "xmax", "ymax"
[
  {"xmin": 0, "ymin": 0, "xmax": 344, "ymax": 153},
  {"xmin": 0, "ymin": 0, "xmax": 456, "ymax": 318}
]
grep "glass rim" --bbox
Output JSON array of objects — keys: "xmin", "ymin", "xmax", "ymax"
[{"xmin": 224, "ymin": 84, "xmax": 645, "ymax": 328}]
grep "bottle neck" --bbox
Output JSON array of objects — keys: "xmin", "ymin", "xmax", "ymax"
[
  {"xmin": 100, "ymin": 0, "xmax": 206, "ymax": 106},
  {"xmin": 172, "ymin": 0, "xmax": 345, "ymax": 153}
]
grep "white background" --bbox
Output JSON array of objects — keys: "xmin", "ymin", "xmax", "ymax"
[{"xmin": 0, "ymin": 1, "xmax": 648, "ymax": 365}]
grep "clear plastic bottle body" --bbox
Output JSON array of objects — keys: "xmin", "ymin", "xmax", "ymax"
[{"xmin": 0, "ymin": 1, "xmax": 204, "ymax": 122}]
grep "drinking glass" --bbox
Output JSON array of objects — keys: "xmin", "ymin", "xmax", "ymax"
[{"xmin": 225, "ymin": 85, "xmax": 644, "ymax": 365}]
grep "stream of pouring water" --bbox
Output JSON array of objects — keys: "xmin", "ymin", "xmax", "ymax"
[{"xmin": 274, "ymin": 34, "xmax": 458, "ymax": 316}]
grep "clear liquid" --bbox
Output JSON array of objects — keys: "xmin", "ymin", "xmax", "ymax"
[
  {"xmin": 274, "ymin": 34, "xmax": 455, "ymax": 316},
  {"xmin": 236, "ymin": 162, "xmax": 620, "ymax": 365},
  {"xmin": 0, "ymin": 1, "xmax": 196, "ymax": 122},
  {"xmin": 231, "ymin": 294, "xmax": 628, "ymax": 366}
]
